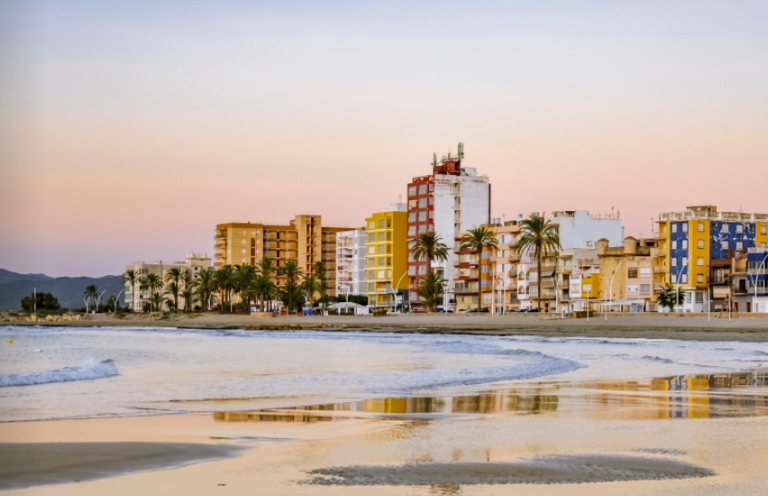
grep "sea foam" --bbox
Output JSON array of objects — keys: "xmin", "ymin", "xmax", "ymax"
[{"xmin": 0, "ymin": 359, "xmax": 119, "ymax": 387}]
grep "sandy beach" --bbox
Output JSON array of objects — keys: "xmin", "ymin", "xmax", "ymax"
[{"xmin": 5, "ymin": 312, "xmax": 768, "ymax": 342}]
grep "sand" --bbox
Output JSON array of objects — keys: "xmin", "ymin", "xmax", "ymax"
[
  {"xmin": 5, "ymin": 312, "xmax": 768, "ymax": 342},
  {"xmin": 0, "ymin": 442, "xmax": 244, "ymax": 490}
]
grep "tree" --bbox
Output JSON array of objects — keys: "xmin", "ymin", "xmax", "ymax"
[
  {"xmin": 139, "ymin": 273, "xmax": 163, "ymax": 312},
  {"xmin": 301, "ymin": 273, "xmax": 322, "ymax": 309},
  {"xmin": 164, "ymin": 267, "xmax": 186, "ymax": 313},
  {"xmin": 412, "ymin": 233, "xmax": 449, "ymax": 274},
  {"xmin": 190, "ymin": 269, "xmax": 217, "ymax": 312},
  {"xmin": 458, "ymin": 226, "xmax": 499, "ymax": 311},
  {"xmin": 123, "ymin": 269, "xmax": 138, "ymax": 311},
  {"xmin": 278, "ymin": 260, "xmax": 304, "ymax": 312},
  {"xmin": 313, "ymin": 261, "xmax": 331, "ymax": 311},
  {"xmin": 254, "ymin": 257, "xmax": 278, "ymax": 311},
  {"xmin": 163, "ymin": 282, "xmax": 181, "ymax": 312},
  {"xmin": 151, "ymin": 292, "xmax": 164, "ymax": 313},
  {"xmin": 234, "ymin": 264, "xmax": 257, "ymax": 312},
  {"xmin": 84, "ymin": 285, "xmax": 99, "ymax": 313},
  {"xmin": 513, "ymin": 214, "xmax": 562, "ymax": 311},
  {"xmin": 415, "ymin": 272, "xmax": 444, "ymax": 313},
  {"xmin": 214, "ymin": 265, "xmax": 236, "ymax": 312},
  {"xmin": 657, "ymin": 285, "xmax": 685, "ymax": 313},
  {"xmin": 21, "ymin": 292, "xmax": 60, "ymax": 312},
  {"xmin": 181, "ymin": 285, "xmax": 197, "ymax": 312}
]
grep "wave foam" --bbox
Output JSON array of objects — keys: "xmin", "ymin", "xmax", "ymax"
[{"xmin": 0, "ymin": 359, "xmax": 119, "ymax": 388}]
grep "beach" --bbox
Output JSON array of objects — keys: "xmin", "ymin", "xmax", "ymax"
[{"xmin": 2, "ymin": 325, "xmax": 768, "ymax": 494}]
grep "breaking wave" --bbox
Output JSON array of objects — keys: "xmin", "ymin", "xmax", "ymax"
[{"xmin": 0, "ymin": 359, "xmax": 119, "ymax": 387}]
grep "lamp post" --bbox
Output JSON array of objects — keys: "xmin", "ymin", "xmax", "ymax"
[
  {"xmin": 674, "ymin": 258, "xmax": 689, "ymax": 314},
  {"xmin": 605, "ymin": 257, "xmax": 629, "ymax": 321},
  {"xmin": 392, "ymin": 271, "xmax": 409, "ymax": 313},
  {"xmin": 749, "ymin": 252, "xmax": 768, "ymax": 313},
  {"xmin": 115, "ymin": 289, "xmax": 125, "ymax": 312}
]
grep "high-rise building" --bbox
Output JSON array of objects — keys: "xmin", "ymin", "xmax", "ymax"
[
  {"xmin": 407, "ymin": 143, "xmax": 490, "ymax": 308},
  {"xmin": 365, "ymin": 204, "xmax": 410, "ymax": 310},
  {"xmin": 657, "ymin": 205, "xmax": 768, "ymax": 312},
  {"xmin": 335, "ymin": 230, "xmax": 367, "ymax": 297},
  {"xmin": 124, "ymin": 253, "xmax": 211, "ymax": 311},
  {"xmin": 214, "ymin": 215, "xmax": 354, "ymax": 296}
]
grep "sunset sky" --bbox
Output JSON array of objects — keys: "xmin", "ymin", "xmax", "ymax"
[{"xmin": 1, "ymin": 0, "xmax": 767, "ymax": 277}]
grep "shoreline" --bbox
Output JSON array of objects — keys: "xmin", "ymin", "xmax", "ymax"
[{"xmin": 4, "ymin": 312, "xmax": 768, "ymax": 342}]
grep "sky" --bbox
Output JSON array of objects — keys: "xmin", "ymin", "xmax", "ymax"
[{"xmin": 1, "ymin": 0, "xmax": 767, "ymax": 277}]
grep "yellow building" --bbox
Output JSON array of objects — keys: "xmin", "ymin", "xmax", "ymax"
[
  {"xmin": 214, "ymin": 215, "xmax": 355, "ymax": 296},
  {"xmin": 595, "ymin": 237, "xmax": 663, "ymax": 313},
  {"xmin": 365, "ymin": 204, "xmax": 410, "ymax": 309},
  {"xmin": 657, "ymin": 205, "xmax": 768, "ymax": 312}
]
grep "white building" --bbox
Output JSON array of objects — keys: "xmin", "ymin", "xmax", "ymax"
[
  {"xmin": 124, "ymin": 253, "xmax": 211, "ymax": 311},
  {"xmin": 335, "ymin": 230, "xmax": 367, "ymax": 297},
  {"xmin": 407, "ymin": 143, "xmax": 491, "ymax": 307},
  {"xmin": 549, "ymin": 210, "xmax": 624, "ymax": 249}
]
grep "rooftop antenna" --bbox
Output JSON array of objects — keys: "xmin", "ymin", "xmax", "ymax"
[
  {"xmin": 432, "ymin": 153, "xmax": 437, "ymax": 167},
  {"xmin": 447, "ymin": 149, "xmax": 452, "ymax": 160},
  {"xmin": 458, "ymin": 142, "xmax": 464, "ymax": 159},
  {"xmin": 617, "ymin": 208, "xmax": 621, "ymax": 219}
]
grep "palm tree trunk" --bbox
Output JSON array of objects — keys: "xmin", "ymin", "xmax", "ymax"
[{"xmin": 537, "ymin": 252, "xmax": 542, "ymax": 311}]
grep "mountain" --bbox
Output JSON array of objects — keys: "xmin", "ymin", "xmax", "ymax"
[{"xmin": 0, "ymin": 270, "xmax": 124, "ymax": 311}]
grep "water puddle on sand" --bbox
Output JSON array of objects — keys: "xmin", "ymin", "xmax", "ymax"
[{"xmin": 211, "ymin": 368, "xmax": 768, "ymax": 423}]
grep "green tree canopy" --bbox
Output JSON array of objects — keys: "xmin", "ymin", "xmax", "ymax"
[
  {"xmin": 513, "ymin": 214, "xmax": 561, "ymax": 311},
  {"xmin": 21, "ymin": 292, "xmax": 61, "ymax": 312}
]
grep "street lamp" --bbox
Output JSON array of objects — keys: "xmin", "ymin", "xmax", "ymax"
[
  {"xmin": 392, "ymin": 271, "xmax": 410, "ymax": 313},
  {"xmin": 748, "ymin": 252, "xmax": 768, "ymax": 313},
  {"xmin": 673, "ymin": 258, "xmax": 689, "ymax": 314}
]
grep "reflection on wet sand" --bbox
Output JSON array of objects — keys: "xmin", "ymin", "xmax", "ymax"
[{"xmin": 213, "ymin": 369, "xmax": 768, "ymax": 423}]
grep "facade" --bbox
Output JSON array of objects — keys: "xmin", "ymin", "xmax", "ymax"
[
  {"xmin": 335, "ymin": 230, "xmax": 367, "ymax": 297},
  {"xmin": 491, "ymin": 222, "xmax": 522, "ymax": 313},
  {"xmin": 365, "ymin": 204, "xmax": 410, "ymax": 310},
  {"xmin": 214, "ymin": 215, "xmax": 355, "ymax": 296},
  {"xmin": 522, "ymin": 210, "xmax": 624, "ymax": 311},
  {"xmin": 658, "ymin": 205, "xmax": 768, "ymax": 312},
  {"xmin": 124, "ymin": 253, "xmax": 211, "ymax": 311},
  {"xmin": 407, "ymin": 143, "xmax": 491, "ymax": 308},
  {"xmin": 594, "ymin": 237, "xmax": 663, "ymax": 313}
]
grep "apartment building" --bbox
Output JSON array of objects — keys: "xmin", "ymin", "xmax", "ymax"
[
  {"xmin": 214, "ymin": 215, "xmax": 355, "ymax": 296},
  {"xmin": 491, "ymin": 221, "xmax": 522, "ymax": 313},
  {"xmin": 124, "ymin": 253, "xmax": 211, "ymax": 311},
  {"xmin": 335, "ymin": 230, "xmax": 367, "ymax": 297},
  {"xmin": 658, "ymin": 205, "xmax": 768, "ymax": 312},
  {"xmin": 593, "ymin": 237, "xmax": 662, "ymax": 313},
  {"xmin": 365, "ymin": 204, "xmax": 410, "ymax": 310},
  {"xmin": 521, "ymin": 210, "xmax": 624, "ymax": 312},
  {"xmin": 407, "ymin": 143, "xmax": 491, "ymax": 308}
]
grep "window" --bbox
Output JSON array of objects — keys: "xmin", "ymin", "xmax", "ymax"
[
  {"xmin": 762, "ymin": 225, "xmax": 767, "ymax": 235},
  {"xmin": 368, "ymin": 233, "xmax": 374, "ymax": 241},
  {"xmin": 682, "ymin": 223, "xmax": 688, "ymax": 233},
  {"xmin": 368, "ymin": 259, "xmax": 374, "ymax": 266},
  {"xmin": 408, "ymin": 226, "xmax": 415, "ymax": 236},
  {"xmin": 378, "ymin": 245, "xmax": 385, "ymax": 254},
  {"xmin": 627, "ymin": 267, "xmax": 638, "ymax": 279},
  {"xmin": 672, "ymin": 241, "xmax": 677, "ymax": 250},
  {"xmin": 695, "ymin": 292, "xmax": 704, "ymax": 303},
  {"xmin": 683, "ymin": 257, "xmax": 688, "ymax": 266},
  {"xmin": 640, "ymin": 284, "xmax": 651, "ymax": 295},
  {"xmin": 736, "ymin": 225, "xmax": 743, "ymax": 234},
  {"xmin": 378, "ymin": 232, "xmax": 384, "ymax": 241},
  {"xmin": 418, "ymin": 185, "xmax": 427, "ymax": 195},
  {"xmin": 697, "ymin": 274, "xmax": 704, "ymax": 283},
  {"xmin": 721, "ymin": 241, "xmax": 728, "ymax": 250},
  {"xmin": 681, "ymin": 274, "xmax": 688, "ymax": 284},
  {"xmin": 697, "ymin": 239, "xmax": 704, "ymax": 249},
  {"xmin": 682, "ymin": 239, "xmax": 688, "ymax": 250},
  {"xmin": 408, "ymin": 200, "xmax": 417, "ymax": 209},
  {"xmin": 697, "ymin": 257, "xmax": 704, "ymax": 266},
  {"xmin": 408, "ymin": 212, "xmax": 416, "ymax": 222},
  {"xmin": 368, "ymin": 270, "xmax": 375, "ymax": 279},
  {"xmin": 418, "ymin": 198, "xmax": 427, "ymax": 208},
  {"xmin": 640, "ymin": 267, "xmax": 651, "ymax": 278},
  {"xmin": 387, "ymin": 219, "xmax": 391, "ymax": 228},
  {"xmin": 408, "ymin": 266, "xmax": 416, "ymax": 275},
  {"xmin": 428, "ymin": 197, "xmax": 434, "ymax": 205},
  {"xmin": 387, "ymin": 257, "xmax": 391, "ymax": 265},
  {"xmin": 378, "ymin": 257, "xmax": 384, "ymax": 266},
  {"xmin": 627, "ymin": 285, "xmax": 638, "ymax": 296},
  {"xmin": 672, "ymin": 258, "xmax": 677, "ymax": 267},
  {"xmin": 378, "ymin": 220, "xmax": 384, "ymax": 228},
  {"xmin": 369, "ymin": 221, "xmax": 375, "ymax": 229},
  {"xmin": 368, "ymin": 283, "xmax": 374, "ymax": 292},
  {"xmin": 698, "ymin": 222, "xmax": 704, "ymax": 232},
  {"xmin": 408, "ymin": 186, "xmax": 416, "ymax": 197},
  {"xmin": 736, "ymin": 241, "xmax": 743, "ymax": 250},
  {"xmin": 368, "ymin": 246, "xmax": 375, "ymax": 254},
  {"xmin": 419, "ymin": 211, "xmax": 427, "ymax": 221},
  {"xmin": 429, "ymin": 211, "xmax": 434, "ymax": 219},
  {"xmin": 672, "ymin": 224, "xmax": 678, "ymax": 233},
  {"xmin": 419, "ymin": 225, "xmax": 427, "ymax": 234},
  {"xmin": 387, "ymin": 232, "xmax": 391, "ymax": 240}
]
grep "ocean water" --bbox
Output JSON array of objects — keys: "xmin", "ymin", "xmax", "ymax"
[{"xmin": 1, "ymin": 326, "xmax": 767, "ymax": 422}]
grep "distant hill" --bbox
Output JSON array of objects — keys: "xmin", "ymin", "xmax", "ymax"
[{"xmin": 0, "ymin": 269, "xmax": 124, "ymax": 311}]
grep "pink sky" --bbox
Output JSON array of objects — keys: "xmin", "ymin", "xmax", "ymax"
[{"xmin": 1, "ymin": 1, "xmax": 767, "ymax": 276}]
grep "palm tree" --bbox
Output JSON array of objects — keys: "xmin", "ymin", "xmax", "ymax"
[
  {"xmin": 458, "ymin": 226, "xmax": 499, "ymax": 311},
  {"xmin": 214, "ymin": 265, "xmax": 236, "ymax": 312},
  {"xmin": 181, "ymin": 285, "xmax": 197, "ymax": 313},
  {"xmin": 301, "ymin": 273, "xmax": 322, "ymax": 310},
  {"xmin": 279, "ymin": 260, "xmax": 304, "ymax": 313},
  {"xmin": 513, "ymin": 214, "xmax": 561, "ymax": 311},
  {"xmin": 254, "ymin": 257, "xmax": 278, "ymax": 311},
  {"xmin": 190, "ymin": 269, "xmax": 217, "ymax": 311},
  {"xmin": 657, "ymin": 284, "xmax": 684, "ymax": 313},
  {"xmin": 140, "ymin": 273, "xmax": 163, "ymax": 312},
  {"xmin": 164, "ymin": 267, "xmax": 186, "ymax": 313},
  {"xmin": 412, "ymin": 232, "xmax": 449, "ymax": 274},
  {"xmin": 123, "ymin": 269, "xmax": 138, "ymax": 311},
  {"xmin": 163, "ymin": 282, "xmax": 180, "ymax": 312},
  {"xmin": 84, "ymin": 284, "xmax": 99, "ymax": 312},
  {"xmin": 313, "ymin": 261, "xmax": 331, "ymax": 311},
  {"xmin": 415, "ymin": 272, "xmax": 444, "ymax": 313},
  {"xmin": 234, "ymin": 264, "xmax": 257, "ymax": 312}
]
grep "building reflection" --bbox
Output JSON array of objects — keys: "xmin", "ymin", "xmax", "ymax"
[{"xmin": 212, "ymin": 369, "xmax": 768, "ymax": 423}]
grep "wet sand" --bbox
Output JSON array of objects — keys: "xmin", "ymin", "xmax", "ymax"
[
  {"xmin": 0, "ymin": 442, "xmax": 244, "ymax": 490},
  {"xmin": 6, "ymin": 312, "xmax": 768, "ymax": 342}
]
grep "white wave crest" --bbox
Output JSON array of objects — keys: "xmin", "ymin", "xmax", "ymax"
[{"xmin": 0, "ymin": 359, "xmax": 119, "ymax": 387}]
